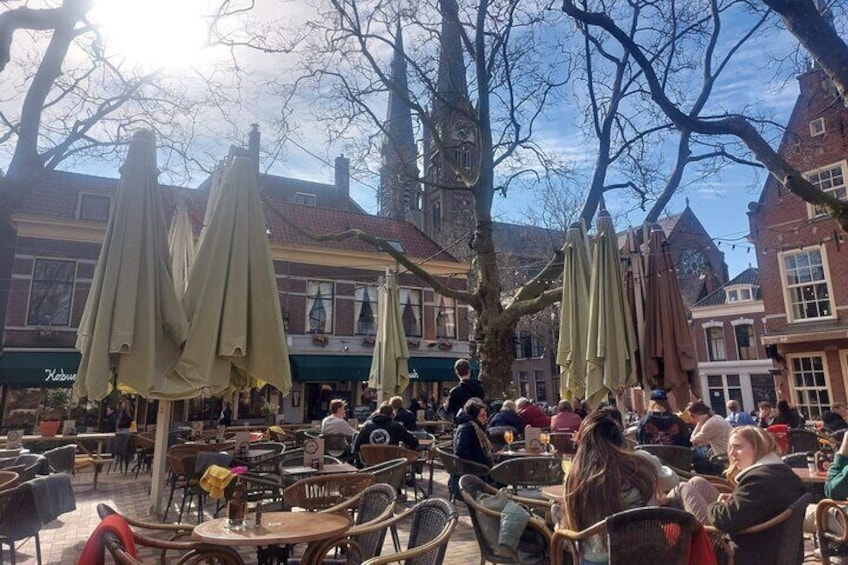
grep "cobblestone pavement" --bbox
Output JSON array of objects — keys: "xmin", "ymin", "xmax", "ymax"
[{"xmin": 5, "ymin": 465, "xmax": 822, "ymax": 564}]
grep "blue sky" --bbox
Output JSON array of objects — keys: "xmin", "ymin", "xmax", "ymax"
[{"xmin": 0, "ymin": 1, "xmax": 821, "ymax": 280}]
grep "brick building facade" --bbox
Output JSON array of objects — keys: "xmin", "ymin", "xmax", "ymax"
[
  {"xmin": 748, "ymin": 67, "xmax": 848, "ymax": 419},
  {"xmin": 0, "ymin": 163, "xmax": 469, "ymax": 429}
]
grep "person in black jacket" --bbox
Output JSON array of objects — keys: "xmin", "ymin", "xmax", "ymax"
[
  {"xmin": 353, "ymin": 404, "xmax": 419, "ymax": 454},
  {"xmin": 635, "ymin": 390, "xmax": 690, "ymax": 447},
  {"xmin": 773, "ymin": 399, "xmax": 805, "ymax": 429},
  {"xmin": 487, "ymin": 399, "xmax": 523, "ymax": 431},
  {"xmin": 450, "ymin": 397, "xmax": 494, "ymax": 496},
  {"xmin": 445, "ymin": 358, "xmax": 485, "ymax": 422},
  {"xmin": 390, "ymin": 396, "xmax": 418, "ymax": 431}
]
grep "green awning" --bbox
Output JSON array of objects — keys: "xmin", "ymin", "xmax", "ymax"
[
  {"xmin": 0, "ymin": 352, "xmax": 81, "ymax": 388},
  {"xmin": 290, "ymin": 355, "xmax": 458, "ymax": 383}
]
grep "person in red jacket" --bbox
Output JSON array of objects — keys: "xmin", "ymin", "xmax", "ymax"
[
  {"xmin": 550, "ymin": 400, "xmax": 583, "ymax": 432},
  {"xmin": 517, "ymin": 397, "xmax": 550, "ymax": 428}
]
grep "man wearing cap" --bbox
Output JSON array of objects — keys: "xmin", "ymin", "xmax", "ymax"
[{"xmin": 636, "ymin": 390, "xmax": 690, "ymax": 447}]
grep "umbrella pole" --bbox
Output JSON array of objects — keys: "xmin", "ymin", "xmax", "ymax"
[{"xmin": 148, "ymin": 399, "xmax": 172, "ymax": 518}]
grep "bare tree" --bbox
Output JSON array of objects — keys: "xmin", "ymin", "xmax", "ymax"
[{"xmin": 562, "ymin": 0, "xmax": 848, "ymax": 231}]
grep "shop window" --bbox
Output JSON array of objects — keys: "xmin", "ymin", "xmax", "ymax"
[
  {"xmin": 27, "ymin": 259, "xmax": 76, "ymax": 326},
  {"xmin": 791, "ymin": 355, "xmax": 829, "ymax": 419}
]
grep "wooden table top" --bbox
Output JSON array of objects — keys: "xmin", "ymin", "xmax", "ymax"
[
  {"xmin": 0, "ymin": 432, "xmax": 117, "ymax": 443},
  {"xmin": 192, "ymin": 511, "xmax": 352, "ymax": 546},
  {"xmin": 541, "ymin": 484, "xmax": 564, "ymax": 501},
  {"xmin": 230, "ymin": 449, "xmax": 276, "ymax": 462},
  {"xmin": 793, "ymin": 467, "xmax": 827, "ymax": 483},
  {"xmin": 280, "ymin": 463, "xmax": 358, "ymax": 477}
]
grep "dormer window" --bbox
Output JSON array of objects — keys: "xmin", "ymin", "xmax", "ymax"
[
  {"xmin": 294, "ymin": 192, "xmax": 316, "ymax": 206},
  {"xmin": 726, "ymin": 285, "xmax": 755, "ymax": 303}
]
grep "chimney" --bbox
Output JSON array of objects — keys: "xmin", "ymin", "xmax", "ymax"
[
  {"xmin": 248, "ymin": 123, "xmax": 260, "ymax": 171},
  {"xmin": 335, "ymin": 155, "xmax": 350, "ymax": 202}
]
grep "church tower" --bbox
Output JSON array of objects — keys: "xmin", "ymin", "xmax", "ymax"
[
  {"xmin": 379, "ymin": 20, "xmax": 422, "ymax": 228},
  {"xmin": 422, "ymin": 0, "xmax": 477, "ymax": 258}
]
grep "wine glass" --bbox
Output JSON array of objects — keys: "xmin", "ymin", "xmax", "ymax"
[
  {"xmin": 540, "ymin": 432, "xmax": 550, "ymax": 452},
  {"xmin": 504, "ymin": 429, "xmax": 514, "ymax": 452},
  {"xmin": 561, "ymin": 456, "xmax": 573, "ymax": 475}
]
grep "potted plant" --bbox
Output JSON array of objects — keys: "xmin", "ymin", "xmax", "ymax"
[
  {"xmin": 406, "ymin": 338, "xmax": 420, "ymax": 348},
  {"xmin": 311, "ymin": 332, "xmax": 329, "ymax": 347},
  {"xmin": 260, "ymin": 401, "xmax": 279, "ymax": 425},
  {"xmin": 39, "ymin": 389, "xmax": 70, "ymax": 437},
  {"xmin": 361, "ymin": 335, "xmax": 376, "ymax": 347}
]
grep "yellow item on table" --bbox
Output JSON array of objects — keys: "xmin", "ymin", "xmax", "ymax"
[{"xmin": 199, "ymin": 465, "xmax": 235, "ymax": 500}]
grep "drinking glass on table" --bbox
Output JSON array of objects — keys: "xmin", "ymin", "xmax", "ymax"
[
  {"xmin": 504, "ymin": 430, "xmax": 514, "ymax": 451},
  {"xmin": 540, "ymin": 432, "xmax": 550, "ymax": 452},
  {"xmin": 561, "ymin": 455, "xmax": 573, "ymax": 475}
]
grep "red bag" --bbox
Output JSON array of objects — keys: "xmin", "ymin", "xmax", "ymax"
[{"xmin": 767, "ymin": 424, "xmax": 790, "ymax": 455}]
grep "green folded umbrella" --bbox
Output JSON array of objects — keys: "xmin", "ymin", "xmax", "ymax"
[
  {"xmin": 557, "ymin": 222, "xmax": 591, "ymax": 401},
  {"xmin": 368, "ymin": 271, "xmax": 410, "ymax": 401}
]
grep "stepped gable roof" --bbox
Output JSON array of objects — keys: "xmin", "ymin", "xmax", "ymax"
[
  {"xmin": 19, "ymin": 170, "xmax": 457, "ymax": 262},
  {"xmin": 693, "ymin": 267, "xmax": 760, "ymax": 308}
]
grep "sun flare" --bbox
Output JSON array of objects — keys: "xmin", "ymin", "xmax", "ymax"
[{"xmin": 91, "ymin": 0, "xmax": 210, "ymax": 71}]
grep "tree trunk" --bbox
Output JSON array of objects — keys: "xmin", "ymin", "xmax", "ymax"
[{"xmin": 474, "ymin": 311, "xmax": 516, "ymax": 400}]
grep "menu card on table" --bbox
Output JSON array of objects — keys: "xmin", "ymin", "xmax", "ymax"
[
  {"xmin": 235, "ymin": 431, "xmax": 250, "ymax": 456},
  {"xmin": 303, "ymin": 438, "xmax": 325, "ymax": 470},
  {"xmin": 191, "ymin": 421, "xmax": 204, "ymax": 440},
  {"xmin": 6, "ymin": 430, "xmax": 22, "ymax": 450},
  {"xmin": 62, "ymin": 419, "xmax": 76, "ymax": 436},
  {"xmin": 525, "ymin": 426, "xmax": 542, "ymax": 452}
]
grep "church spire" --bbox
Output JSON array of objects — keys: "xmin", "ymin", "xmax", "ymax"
[
  {"xmin": 379, "ymin": 19, "xmax": 420, "ymax": 221},
  {"xmin": 434, "ymin": 0, "xmax": 468, "ymax": 123}
]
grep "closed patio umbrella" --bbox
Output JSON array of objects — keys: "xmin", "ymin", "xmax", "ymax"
[
  {"xmin": 167, "ymin": 202, "xmax": 195, "ymax": 299},
  {"xmin": 556, "ymin": 222, "xmax": 591, "ymax": 401},
  {"xmin": 625, "ymin": 227, "xmax": 649, "ymax": 389},
  {"xmin": 585, "ymin": 210, "xmax": 637, "ymax": 409},
  {"xmin": 368, "ymin": 270, "xmax": 410, "ymax": 403},
  {"xmin": 74, "ymin": 130, "xmax": 188, "ymax": 401},
  {"xmin": 643, "ymin": 224, "xmax": 698, "ymax": 408},
  {"xmin": 161, "ymin": 155, "xmax": 291, "ymax": 398}
]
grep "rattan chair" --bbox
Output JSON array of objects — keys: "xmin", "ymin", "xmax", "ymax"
[
  {"xmin": 816, "ymin": 498, "xmax": 848, "ymax": 563},
  {"xmin": 107, "ymin": 432, "xmax": 135, "ymax": 475},
  {"xmin": 43, "ymin": 444, "xmax": 76, "ymax": 474},
  {"xmin": 163, "ymin": 450, "xmax": 207, "ymax": 524},
  {"xmin": 435, "ymin": 446, "xmax": 490, "ymax": 503},
  {"xmin": 0, "ymin": 472, "xmax": 18, "ymax": 492},
  {"xmin": 788, "ymin": 428, "xmax": 821, "ymax": 453},
  {"xmin": 361, "ymin": 458, "xmax": 409, "ymax": 493},
  {"xmin": 551, "ymin": 506, "xmax": 701, "ymax": 565},
  {"xmin": 781, "ymin": 452, "xmax": 808, "ymax": 468},
  {"xmin": 489, "ymin": 457, "xmax": 563, "ymax": 497},
  {"xmin": 298, "ymin": 483, "xmax": 399, "ymax": 564},
  {"xmin": 94, "ymin": 511, "xmax": 243, "ymax": 565},
  {"xmin": 360, "ymin": 498, "xmax": 458, "ymax": 565},
  {"xmin": 460, "ymin": 474, "xmax": 552, "ymax": 565},
  {"xmin": 283, "ymin": 473, "xmax": 375, "ymax": 512},
  {"xmin": 237, "ymin": 441, "xmax": 286, "ymax": 474},
  {"xmin": 360, "ymin": 444, "xmax": 423, "ymax": 500},
  {"xmin": 0, "ymin": 482, "xmax": 43, "ymax": 564},
  {"xmin": 549, "ymin": 432, "xmax": 576, "ymax": 456},
  {"xmin": 635, "ymin": 444, "xmax": 693, "ymax": 471},
  {"xmin": 706, "ymin": 492, "xmax": 811, "ymax": 565},
  {"xmin": 320, "ymin": 434, "xmax": 353, "ymax": 461},
  {"xmin": 130, "ymin": 432, "xmax": 155, "ymax": 478}
]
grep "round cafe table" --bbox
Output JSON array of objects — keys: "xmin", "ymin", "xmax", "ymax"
[{"xmin": 192, "ymin": 511, "xmax": 352, "ymax": 565}]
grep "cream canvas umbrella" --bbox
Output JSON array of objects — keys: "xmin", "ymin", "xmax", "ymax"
[
  {"xmin": 625, "ymin": 227, "xmax": 649, "ymax": 387},
  {"xmin": 167, "ymin": 202, "xmax": 195, "ymax": 299},
  {"xmin": 160, "ymin": 155, "xmax": 291, "ymax": 398},
  {"xmin": 585, "ymin": 210, "xmax": 637, "ymax": 409},
  {"xmin": 556, "ymin": 222, "xmax": 591, "ymax": 401},
  {"xmin": 368, "ymin": 270, "xmax": 410, "ymax": 403},
  {"xmin": 74, "ymin": 129, "xmax": 188, "ymax": 401},
  {"xmin": 643, "ymin": 224, "xmax": 698, "ymax": 408}
]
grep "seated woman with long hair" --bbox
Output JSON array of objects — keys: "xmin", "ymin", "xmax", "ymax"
[
  {"xmin": 564, "ymin": 408, "xmax": 673, "ymax": 564},
  {"xmin": 667, "ymin": 425, "xmax": 805, "ymax": 563}
]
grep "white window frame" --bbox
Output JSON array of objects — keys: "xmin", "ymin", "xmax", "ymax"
[
  {"xmin": 306, "ymin": 280, "xmax": 335, "ymax": 334},
  {"xmin": 76, "ymin": 193, "xmax": 112, "ymax": 222},
  {"xmin": 354, "ymin": 285, "xmax": 378, "ymax": 336},
  {"xmin": 805, "ymin": 160, "xmax": 847, "ymax": 218},
  {"xmin": 294, "ymin": 192, "xmax": 317, "ymax": 206},
  {"xmin": 705, "ymin": 374, "xmax": 744, "ymax": 414},
  {"xmin": 788, "ymin": 352, "xmax": 832, "ymax": 420},
  {"xmin": 705, "ymin": 326, "xmax": 727, "ymax": 362},
  {"xmin": 778, "ymin": 246, "xmax": 835, "ymax": 323},
  {"xmin": 434, "ymin": 294, "xmax": 457, "ymax": 339},
  {"xmin": 810, "ymin": 117, "xmax": 826, "ymax": 137}
]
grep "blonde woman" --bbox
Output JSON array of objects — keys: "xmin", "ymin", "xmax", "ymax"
[{"xmin": 667, "ymin": 425, "xmax": 805, "ymax": 562}]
